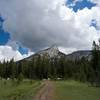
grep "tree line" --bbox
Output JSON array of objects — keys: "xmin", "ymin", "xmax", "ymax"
[{"xmin": 0, "ymin": 41, "xmax": 100, "ymax": 86}]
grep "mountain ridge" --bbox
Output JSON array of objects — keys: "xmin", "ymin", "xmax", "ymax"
[{"xmin": 18, "ymin": 46, "xmax": 92, "ymax": 62}]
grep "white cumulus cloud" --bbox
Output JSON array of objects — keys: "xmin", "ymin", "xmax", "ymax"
[
  {"xmin": 0, "ymin": 45, "xmax": 33, "ymax": 62},
  {"xmin": 0, "ymin": 0, "xmax": 99, "ymax": 56}
]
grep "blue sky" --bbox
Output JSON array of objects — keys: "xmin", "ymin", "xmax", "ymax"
[
  {"xmin": 90, "ymin": 19, "xmax": 100, "ymax": 30},
  {"xmin": 0, "ymin": 16, "xmax": 29, "ymax": 55},
  {"xmin": 18, "ymin": 45, "xmax": 29, "ymax": 55},
  {"xmin": 66, "ymin": 0, "xmax": 96, "ymax": 12},
  {"xmin": 0, "ymin": 0, "xmax": 99, "ymax": 59},
  {"xmin": 0, "ymin": 16, "xmax": 10, "ymax": 45}
]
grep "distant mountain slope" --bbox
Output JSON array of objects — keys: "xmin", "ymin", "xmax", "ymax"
[
  {"xmin": 66, "ymin": 50, "xmax": 92, "ymax": 60},
  {"xmin": 18, "ymin": 46, "xmax": 92, "ymax": 62}
]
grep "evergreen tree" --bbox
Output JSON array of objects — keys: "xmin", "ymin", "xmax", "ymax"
[{"xmin": 91, "ymin": 40, "xmax": 100, "ymax": 86}]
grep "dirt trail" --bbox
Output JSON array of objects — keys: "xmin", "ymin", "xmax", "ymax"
[{"xmin": 33, "ymin": 80, "xmax": 54, "ymax": 100}]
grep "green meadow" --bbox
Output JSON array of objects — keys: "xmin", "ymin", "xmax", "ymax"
[
  {"xmin": 0, "ymin": 80, "xmax": 100, "ymax": 100},
  {"xmin": 54, "ymin": 80, "xmax": 100, "ymax": 100},
  {"xmin": 0, "ymin": 79, "xmax": 41, "ymax": 100}
]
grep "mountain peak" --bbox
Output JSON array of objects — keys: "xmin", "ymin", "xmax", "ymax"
[
  {"xmin": 49, "ymin": 45, "xmax": 58, "ymax": 50},
  {"xmin": 23, "ymin": 45, "xmax": 65, "ymax": 61},
  {"xmin": 38, "ymin": 45, "xmax": 59, "ymax": 58},
  {"xmin": 47, "ymin": 45, "xmax": 59, "ymax": 53}
]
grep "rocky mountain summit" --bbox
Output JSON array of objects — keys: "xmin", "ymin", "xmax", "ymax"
[
  {"xmin": 24, "ymin": 45, "xmax": 66, "ymax": 61},
  {"xmin": 19, "ymin": 46, "xmax": 92, "ymax": 62},
  {"xmin": 36, "ymin": 45, "xmax": 66, "ymax": 58}
]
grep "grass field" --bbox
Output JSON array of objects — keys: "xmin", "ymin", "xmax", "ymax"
[
  {"xmin": 0, "ymin": 80, "xmax": 100, "ymax": 100},
  {"xmin": 0, "ymin": 79, "xmax": 42, "ymax": 100},
  {"xmin": 54, "ymin": 80, "xmax": 100, "ymax": 100}
]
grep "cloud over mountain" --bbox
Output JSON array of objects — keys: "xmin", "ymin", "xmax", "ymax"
[{"xmin": 0, "ymin": 0, "xmax": 100, "ymax": 53}]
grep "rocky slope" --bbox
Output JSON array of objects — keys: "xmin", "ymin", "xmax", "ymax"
[
  {"xmin": 24, "ymin": 45, "xmax": 66, "ymax": 61},
  {"xmin": 19, "ymin": 46, "xmax": 92, "ymax": 62},
  {"xmin": 66, "ymin": 50, "xmax": 92, "ymax": 60}
]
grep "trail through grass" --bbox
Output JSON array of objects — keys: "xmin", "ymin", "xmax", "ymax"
[{"xmin": 1, "ymin": 80, "xmax": 100, "ymax": 100}]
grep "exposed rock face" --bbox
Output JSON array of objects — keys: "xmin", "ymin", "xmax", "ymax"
[
  {"xmin": 20, "ymin": 45, "xmax": 66, "ymax": 62},
  {"xmin": 37, "ymin": 45, "xmax": 59, "ymax": 58},
  {"xmin": 18, "ymin": 46, "xmax": 92, "ymax": 62},
  {"xmin": 37, "ymin": 45, "xmax": 67, "ymax": 59}
]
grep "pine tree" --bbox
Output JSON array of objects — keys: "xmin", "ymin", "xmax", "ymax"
[{"xmin": 91, "ymin": 40, "xmax": 100, "ymax": 86}]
